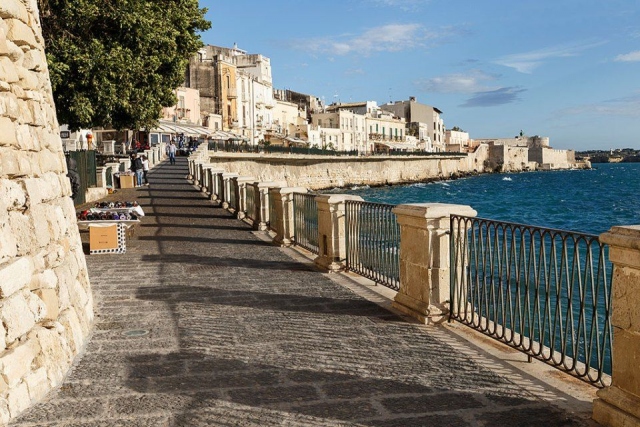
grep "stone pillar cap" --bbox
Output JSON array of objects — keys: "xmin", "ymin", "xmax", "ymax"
[
  {"xmin": 222, "ymin": 173, "xmax": 239, "ymax": 178},
  {"xmin": 278, "ymin": 187, "xmax": 308, "ymax": 194},
  {"xmin": 316, "ymin": 194, "xmax": 364, "ymax": 204},
  {"xmin": 257, "ymin": 181, "xmax": 287, "ymax": 188},
  {"xmin": 600, "ymin": 225, "xmax": 640, "ymax": 250},
  {"xmin": 237, "ymin": 176, "xmax": 256, "ymax": 183},
  {"xmin": 392, "ymin": 203, "xmax": 477, "ymax": 219}
]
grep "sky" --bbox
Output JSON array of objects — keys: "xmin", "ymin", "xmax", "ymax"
[{"xmin": 198, "ymin": 0, "xmax": 640, "ymax": 151}]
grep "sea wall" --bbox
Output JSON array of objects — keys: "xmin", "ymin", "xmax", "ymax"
[
  {"xmin": 208, "ymin": 141, "xmax": 587, "ymax": 190},
  {"xmin": 529, "ymin": 147, "xmax": 577, "ymax": 170},
  {"xmin": 0, "ymin": 1, "xmax": 93, "ymax": 423},
  {"xmin": 209, "ymin": 146, "xmax": 491, "ymax": 190}
]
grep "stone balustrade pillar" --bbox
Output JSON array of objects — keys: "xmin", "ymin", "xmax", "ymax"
[
  {"xmin": 209, "ymin": 169, "xmax": 225, "ymax": 203},
  {"xmin": 103, "ymin": 140, "xmax": 116, "ymax": 154},
  {"xmin": 144, "ymin": 149, "xmax": 153, "ymax": 167},
  {"xmin": 593, "ymin": 226, "xmax": 640, "ymax": 427},
  {"xmin": 191, "ymin": 159, "xmax": 204, "ymax": 184},
  {"xmin": 236, "ymin": 177, "xmax": 255, "ymax": 220},
  {"xmin": 271, "ymin": 187, "xmax": 308, "ymax": 247},
  {"xmin": 96, "ymin": 166, "xmax": 107, "ymax": 188},
  {"xmin": 391, "ymin": 203, "xmax": 477, "ymax": 324},
  {"xmin": 104, "ymin": 163, "xmax": 120, "ymax": 188},
  {"xmin": 222, "ymin": 173, "xmax": 238, "ymax": 209},
  {"xmin": 199, "ymin": 163, "xmax": 216, "ymax": 193},
  {"xmin": 257, "ymin": 182, "xmax": 285, "ymax": 232},
  {"xmin": 315, "ymin": 194, "xmax": 364, "ymax": 272},
  {"xmin": 118, "ymin": 158, "xmax": 129, "ymax": 172}
]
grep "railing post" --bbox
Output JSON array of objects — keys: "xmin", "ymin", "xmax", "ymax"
[
  {"xmin": 593, "ymin": 226, "xmax": 640, "ymax": 427},
  {"xmin": 192, "ymin": 159, "xmax": 204, "ymax": 185},
  {"xmin": 104, "ymin": 162, "xmax": 120, "ymax": 188},
  {"xmin": 272, "ymin": 187, "xmax": 307, "ymax": 247},
  {"xmin": 257, "ymin": 182, "xmax": 284, "ymax": 232},
  {"xmin": 236, "ymin": 177, "xmax": 255, "ymax": 220},
  {"xmin": 315, "ymin": 194, "xmax": 364, "ymax": 272},
  {"xmin": 391, "ymin": 203, "xmax": 477, "ymax": 324},
  {"xmin": 209, "ymin": 169, "xmax": 225, "ymax": 203},
  {"xmin": 95, "ymin": 166, "xmax": 107, "ymax": 188},
  {"xmin": 118, "ymin": 158, "xmax": 128, "ymax": 172},
  {"xmin": 222, "ymin": 173, "xmax": 238, "ymax": 209}
]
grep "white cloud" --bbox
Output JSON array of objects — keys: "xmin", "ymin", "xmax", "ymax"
[
  {"xmin": 614, "ymin": 50, "xmax": 640, "ymax": 62},
  {"xmin": 417, "ymin": 70, "xmax": 499, "ymax": 93},
  {"xmin": 557, "ymin": 93, "xmax": 640, "ymax": 117},
  {"xmin": 366, "ymin": 0, "xmax": 430, "ymax": 10},
  {"xmin": 495, "ymin": 41, "xmax": 606, "ymax": 73},
  {"xmin": 289, "ymin": 23, "xmax": 440, "ymax": 56}
]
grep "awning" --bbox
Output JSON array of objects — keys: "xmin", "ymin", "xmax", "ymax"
[
  {"xmin": 152, "ymin": 121, "xmax": 216, "ymax": 137},
  {"xmin": 209, "ymin": 130, "xmax": 249, "ymax": 142}
]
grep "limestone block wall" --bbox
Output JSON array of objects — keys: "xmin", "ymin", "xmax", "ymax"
[
  {"xmin": 0, "ymin": 0, "xmax": 93, "ymax": 423},
  {"xmin": 210, "ymin": 153, "xmax": 485, "ymax": 191},
  {"xmin": 530, "ymin": 147, "xmax": 575, "ymax": 169}
]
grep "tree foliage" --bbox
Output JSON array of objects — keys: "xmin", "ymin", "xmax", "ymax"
[{"xmin": 38, "ymin": 0, "xmax": 210, "ymax": 131}]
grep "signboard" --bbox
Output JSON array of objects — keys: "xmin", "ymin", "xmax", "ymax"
[{"xmin": 60, "ymin": 131, "xmax": 70, "ymax": 139}]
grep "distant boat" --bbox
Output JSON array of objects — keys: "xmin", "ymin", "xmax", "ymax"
[{"xmin": 503, "ymin": 177, "xmax": 513, "ymax": 181}]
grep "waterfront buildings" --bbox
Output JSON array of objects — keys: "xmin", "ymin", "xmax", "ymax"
[{"xmin": 380, "ymin": 97, "xmax": 445, "ymax": 152}]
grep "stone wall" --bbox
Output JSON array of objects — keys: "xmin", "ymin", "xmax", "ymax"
[
  {"xmin": 0, "ymin": 1, "xmax": 93, "ymax": 423},
  {"xmin": 530, "ymin": 147, "xmax": 576, "ymax": 169},
  {"xmin": 209, "ymin": 150, "xmax": 490, "ymax": 190}
]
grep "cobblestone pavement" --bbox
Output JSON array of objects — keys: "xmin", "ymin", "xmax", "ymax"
[{"xmin": 12, "ymin": 157, "xmax": 596, "ymax": 426}]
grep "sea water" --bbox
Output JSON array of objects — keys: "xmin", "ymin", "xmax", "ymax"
[{"xmin": 338, "ymin": 162, "xmax": 640, "ymax": 235}]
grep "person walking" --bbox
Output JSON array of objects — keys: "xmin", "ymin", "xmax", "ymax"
[
  {"xmin": 130, "ymin": 153, "xmax": 144, "ymax": 187},
  {"xmin": 141, "ymin": 155, "xmax": 150, "ymax": 185},
  {"xmin": 167, "ymin": 140, "xmax": 177, "ymax": 165}
]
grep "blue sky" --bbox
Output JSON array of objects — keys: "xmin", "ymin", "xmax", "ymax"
[{"xmin": 199, "ymin": 0, "xmax": 640, "ymax": 150}]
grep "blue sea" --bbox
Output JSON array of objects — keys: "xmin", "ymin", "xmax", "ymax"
[{"xmin": 338, "ymin": 162, "xmax": 640, "ymax": 236}]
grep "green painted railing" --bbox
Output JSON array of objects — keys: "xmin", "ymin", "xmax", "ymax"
[
  {"xmin": 293, "ymin": 193, "xmax": 319, "ymax": 254},
  {"xmin": 345, "ymin": 200, "xmax": 400, "ymax": 290}
]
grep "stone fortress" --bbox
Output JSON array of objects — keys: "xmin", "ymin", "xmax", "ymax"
[{"xmin": 0, "ymin": 0, "xmax": 93, "ymax": 423}]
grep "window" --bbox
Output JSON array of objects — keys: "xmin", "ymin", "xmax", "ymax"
[{"xmin": 226, "ymin": 75, "xmax": 231, "ymax": 89}]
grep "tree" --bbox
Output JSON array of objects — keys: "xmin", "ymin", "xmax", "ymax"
[
  {"xmin": 451, "ymin": 126, "xmax": 465, "ymax": 132},
  {"xmin": 38, "ymin": 0, "xmax": 210, "ymax": 131}
]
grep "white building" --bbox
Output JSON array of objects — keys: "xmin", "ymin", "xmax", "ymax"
[{"xmin": 445, "ymin": 130, "xmax": 471, "ymax": 152}]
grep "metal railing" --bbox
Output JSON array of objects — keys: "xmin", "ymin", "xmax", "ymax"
[
  {"xmin": 345, "ymin": 201, "xmax": 400, "ymax": 290},
  {"xmin": 66, "ymin": 150, "xmax": 97, "ymax": 205},
  {"xmin": 293, "ymin": 193, "xmax": 319, "ymax": 254},
  {"xmin": 105, "ymin": 166, "xmax": 113, "ymax": 187},
  {"xmin": 246, "ymin": 184, "xmax": 257, "ymax": 222},
  {"xmin": 228, "ymin": 180, "xmax": 237, "ymax": 211},
  {"xmin": 449, "ymin": 215, "xmax": 613, "ymax": 386},
  {"xmin": 268, "ymin": 192, "xmax": 278, "ymax": 232}
]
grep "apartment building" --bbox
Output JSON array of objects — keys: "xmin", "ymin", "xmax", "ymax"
[
  {"xmin": 380, "ymin": 97, "xmax": 445, "ymax": 152},
  {"xmin": 445, "ymin": 129, "xmax": 471, "ymax": 152},
  {"xmin": 311, "ymin": 109, "xmax": 367, "ymax": 152},
  {"xmin": 186, "ymin": 44, "xmax": 278, "ymax": 144}
]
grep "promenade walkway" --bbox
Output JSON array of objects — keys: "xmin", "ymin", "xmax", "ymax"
[{"xmin": 12, "ymin": 157, "xmax": 597, "ymax": 426}]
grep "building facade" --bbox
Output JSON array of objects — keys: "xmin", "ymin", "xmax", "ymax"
[{"xmin": 380, "ymin": 97, "xmax": 445, "ymax": 152}]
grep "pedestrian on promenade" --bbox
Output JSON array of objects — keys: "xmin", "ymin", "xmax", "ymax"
[
  {"xmin": 130, "ymin": 153, "xmax": 144, "ymax": 187},
  {"xmin": 141, "ymin": 155, "xmax": 150, "ymax": 185},
  {"xmin": 167, "ymin": 140, "xmax": 177, "ymax": 165}
]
